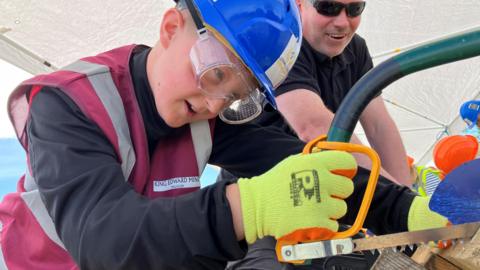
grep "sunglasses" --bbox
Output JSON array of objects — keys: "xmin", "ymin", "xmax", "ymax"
[{"xmin": 311, "ymin": 1, "xmax": 366, "ymax": 18}]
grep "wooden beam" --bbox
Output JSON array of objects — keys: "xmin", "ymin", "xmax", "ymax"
[
  {"xmin": 371, "ymin": 249, "xmax": 426, "ymax": 269},
  {"xmin": 410, "ymin": 227, "xmax": 480, "ymax": 269},
  {"xmin": 436, "ymin": 227, "xmax": 480, "ymax": 270}
]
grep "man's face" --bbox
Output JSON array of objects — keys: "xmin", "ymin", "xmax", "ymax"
[
  {"xmin": 147, "ymin": 9, "xmax": 256, "ymax": 128},
  {"xmin": 300, "ymin": 0, "xmax": 363, "ymax": 58}
]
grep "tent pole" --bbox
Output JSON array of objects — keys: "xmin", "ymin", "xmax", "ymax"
[
  {"xmin": 0, "ymin": 30, "xmax": 56, "ymax": 72},
  {"xmin": 383, "ymin": 98, "xmax": 447, "ymax": 127},
  {"xmin": 372, "ymin": 25, "xmax": 480, "ymax": 60}
]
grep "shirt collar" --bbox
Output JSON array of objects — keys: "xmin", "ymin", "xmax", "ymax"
[{"xmin": 130, "ymin": 46, "xmax": 180, "ymax": 146}]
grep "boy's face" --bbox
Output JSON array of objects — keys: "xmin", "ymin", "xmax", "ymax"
[
  {"xmin": 299, "ymin": 0, "xmax": 362, "ymax": 58},
  {"xmin": 147, "ymin": 8, "xmax": 257, "ymax": 128}
]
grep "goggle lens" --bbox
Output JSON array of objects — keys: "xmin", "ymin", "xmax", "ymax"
[
  {"xmin": 190, "ymin": 32, "xmax": 256, "ymax": 102},
  {"xmin": 219, "ymin": 90, "xmax": 264, "ymax": 124},
  {"xmin": 198, "ymin": 65, "xmax": 253, "ymax": 103},
  {"xmin": 190, "ymin": 31, "xmax": 264, "ymax": 124}
]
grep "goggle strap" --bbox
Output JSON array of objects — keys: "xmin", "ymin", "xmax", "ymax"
[
  {"xmin": 197, "ymin": 29, "xmax": 208, "ymax": 39},
  {"xmin": 184, "ymin": 0, "xmax": 206, "ymax": 33}
]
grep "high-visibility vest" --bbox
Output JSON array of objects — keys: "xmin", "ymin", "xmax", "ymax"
[
  {"xmin": 0, "ymin": 45, "xmax": 215, "ymax": 269},
  {"xmin": 413, "ymin": 166, "xmax": 444, "ymax": 197}
]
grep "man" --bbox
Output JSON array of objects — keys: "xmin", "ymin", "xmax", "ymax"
[
  {"xmin": 259, "ymin": 0, "xmax": 410, "ymax": 185},
  {"xmin": 0, "ymin": 1, "xmax": 445, "ymax": 270},
  {"xmin": 225, "ymin": 0, "xmax": 440, "ymax": 269}
]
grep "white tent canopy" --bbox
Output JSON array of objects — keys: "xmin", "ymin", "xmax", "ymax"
[
  {"xmin": 2, "ymin": 0, "xmax": 480, "ymax": 165},
  {"xmin": 355, "ymin": 1, "xmax": 480, "ymax": 165}
]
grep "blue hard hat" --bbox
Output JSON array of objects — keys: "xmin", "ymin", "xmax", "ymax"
[
  {"xmin": 188, "ymin": 0, "xmax": 302, "ymax": 109},
  {"xmin": 460, "ymin": 100, "xmax": 480, "ymax": 128}
]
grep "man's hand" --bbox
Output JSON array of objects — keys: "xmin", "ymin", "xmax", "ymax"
[{"xmin": 237, "ymin": 151, "xmax": 357, "ymax": 243}]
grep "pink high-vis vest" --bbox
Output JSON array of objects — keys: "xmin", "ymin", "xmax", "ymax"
[{"xmin": 0, "ymin": 45, "xmax": 215, "ymax": 269}]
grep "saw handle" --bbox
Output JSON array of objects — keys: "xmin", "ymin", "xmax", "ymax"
[{"xmin": 275, "ymin": 134, "xmax": 380, "ymax": 264}]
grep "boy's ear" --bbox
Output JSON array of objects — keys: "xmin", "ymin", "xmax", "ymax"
[{"xmin": 160, "ymin": 8, "xmax": 186, "ymax": 49}]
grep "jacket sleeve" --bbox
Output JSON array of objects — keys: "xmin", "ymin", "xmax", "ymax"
[
  {"xmin": 339, "ymin": 167, "xmax": 416, "ymax": 234},
  {"xmin": 28, "ymin": 88, "xmax": 245, "ymax": 270},
  {"xmin": 210, "ymin": 119, "xmax": 305, "ymax": 178}
]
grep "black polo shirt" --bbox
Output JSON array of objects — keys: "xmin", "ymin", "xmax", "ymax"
[
  {"xmin": 255, "ymin": 34, "xmax": 373, "ymax": 134},
  {"xmin": 277, "ymin": 34, "xmax": 373, "ymax": 112}
]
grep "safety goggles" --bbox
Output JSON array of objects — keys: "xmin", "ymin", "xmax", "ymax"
[
  {"xmin": 185, "ymin": 0, "xmax": 265, "ymax": 124},
  {"xmin": 310, "ymin": 0, "xmax": 366, "ymax": 18},
  {"xmin": 190, "ymin": 31, "xmax": 264, "ymax": 124}
]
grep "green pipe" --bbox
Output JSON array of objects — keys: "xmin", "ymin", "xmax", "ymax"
[{"xmin": 327, "ymin": 29, "xmax": 480, "ymax": 143}]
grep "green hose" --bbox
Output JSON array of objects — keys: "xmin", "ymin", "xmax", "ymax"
[{"xmin": 327, "ymin": 29, "xmax": 480, "ymax": 143}]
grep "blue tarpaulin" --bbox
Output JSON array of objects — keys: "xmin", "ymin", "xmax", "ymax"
[{"xmin": 430, "ymin": 159, "xmax": 480, "ymax": 224}]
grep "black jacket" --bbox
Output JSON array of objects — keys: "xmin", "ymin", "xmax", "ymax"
[{"xmin": 27, "ymin": 46, "xmax": 415, "ymax": 270}]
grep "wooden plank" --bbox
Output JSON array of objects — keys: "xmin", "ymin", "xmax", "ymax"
[
  {"xmin": 367, "ymin": 226, "xmax": 480, "ymax": 269},
  {"xmin": 410, "ymin": 227, "xmax": 480, "ymax": 270},
  {"xmin": 371, "ymin": 249, "xmax": 426, "ymax": 269},
  {"xmin": 436, "ymin": 227, "xmax": 480, "ymax": 270},
  {"xmin": 425, "ymin": 254, "xmax": 461, "ymax": 270},
  {"xmin": 411, "ymin": 245, "xmax": 435, "ymax": 265}
]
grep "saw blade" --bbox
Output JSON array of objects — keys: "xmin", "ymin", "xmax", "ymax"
[
  {"xmin": 280, "ymin": 222, "xmax": 480, "ymax": 262},
  {"xmin": 352, "ymin": 222, "xmax": 480, "ymax": 252}
]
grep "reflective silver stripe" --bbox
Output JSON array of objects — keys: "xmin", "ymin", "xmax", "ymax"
[
  {"xmin": 15, "ymin": 171, "xmax": 66, "ymax": 254},
  {"xmin": 62, "ymin": 60, "xmax": 136, "ymax": 180},
  {"xmin": 190, "ymin": 121, "xmax": 212, "ymax": 175},
  {"xmin": 0, "ymin": 252, "xmax": 6, "ymax": 269},
  {"xmin": 20, "ymin": 188, "xmax": 66, "ymax": 249},
  {"xmin": 12, "ymin": 60, "xmax": 139, "ymax": 261},
  {"xmin": 424, "ymin": 173, "xmax": 440, "ymax": 196},
  {"xmin": 24, "ymin": 168, "xmax": 38, "ymax": 191}
]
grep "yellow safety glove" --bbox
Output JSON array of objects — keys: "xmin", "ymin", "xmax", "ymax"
[
  {"xmin": 408, "ymin": 196, "xmax": 449, "ymax": 231},
  {"xmin": 238, "ymin": 151, "xmax": 357, "ymax": 244}
]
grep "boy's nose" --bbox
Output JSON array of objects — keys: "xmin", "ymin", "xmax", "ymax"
[{"xmin": 205, "ymin": 97, "xmax": 228, "ymax": 114}]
